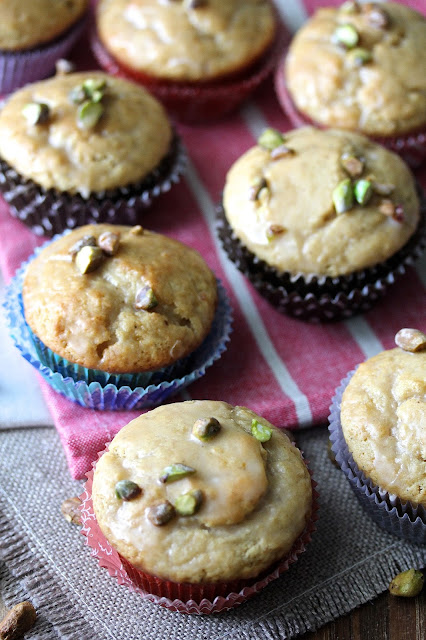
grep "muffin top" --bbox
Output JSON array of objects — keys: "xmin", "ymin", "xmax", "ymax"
[
  {"xmin": 285, "ymin": 2, "xmax": 426, "ymax": 136},
  {"xmin": 23, "ymin": 225, "xmax": 217, "ymax": 373},
  {"xmin": 222, "ymin": 127, "xmax": 420, "ymax": 277},
  {"xmin": 0, "ymin": 72, "xmax": 172, "ymax": 197},
  {"xmin": 340, "ymin": 329, "xmax": 426, "ymax": 506},
  {"xmin": 96, "ymin": 0, "xmax": 276, "ymax": 82},
  {"xmin": 92, "ymin": 400, "xmax": 312, "ymax": 583},
  {"xmin": 0, "ymin": 0, "xmax": 87, "ymax": 51}
]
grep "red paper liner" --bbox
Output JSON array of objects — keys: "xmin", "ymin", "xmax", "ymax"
[
  {"xmin": 90, "ymin": 17, "xmax": 289, "ymax": 124},
  {"xmin": 274, "ymin": 53, "xmax": 426, "ymax": 168},
  {"xmin": 216, "ymin": 196, "xmax": 426, "ymax": 323},
  {"xmin": 0, "ymin": 132, "xmax": 186, "ymax": 236},
  {"xmin": 80, "ymin": 453, "xmax": 318, "ymax": 614}
]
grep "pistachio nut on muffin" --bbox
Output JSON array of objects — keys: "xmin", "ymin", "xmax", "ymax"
[
  {"xmin": 0, "ymin": 0, "xmax": 88, "ymax": 93},
  {"xmin": 276, "ymin": 2, "xmax": 426, "ymax": 166},
  {"xmin": 0, "ymin": 72, "xmax": 185, "ymax": 235},
  {"xmin": 82, "ymin": 400, "xmax": 316, "ymax": 612},
  {"xmin": 217, "ymin": 126, "xmax": 425, "ymax": 322},
  {"xmin": 329, "ymin": 328, "xmax": 426, "ymax": 543}
]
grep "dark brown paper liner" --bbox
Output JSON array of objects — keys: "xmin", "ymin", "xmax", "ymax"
[
  {"xmin": 80, "ymin": 451, "xmax": 318, "ymax": 614},
  {"xmin": 216, "ymin": 195, "xmax": 426, "ymax": 323},
  {"xmin": 328, "ymin": 370, "xmax": 426, "ymax": 544},
  {"xmin": 274, "ymin": 55, "xmax": 426, "ymax": 168},
  {"xmin": 0, "ymin": 133, "xmax": 186, "ymax": 236}
]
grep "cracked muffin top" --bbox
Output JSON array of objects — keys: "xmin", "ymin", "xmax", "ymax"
[
  {"xmin": 23, "ymin": 225, "xmax": 217, "ymax": 373},
  {"xmin": 92, "ymin": 400, "xmax": 313, "ymax": 583},
  {"xmin": 222, "ymin": 127, "xmax": 420, "ymax": 277},
  {"xmin": 0, "ymin": 0, "xmax": 87, "ymax": 51},
  {"xmin": 96, "ymin": 0, "xmax": 276, "ymax": 82},
  {"xmin": 285, "ymin": 2, "xmax": 426, "ymax": 136},
  {"xmin": 0, "ymin": 72, "xmax": 172, "ymax": 197}
]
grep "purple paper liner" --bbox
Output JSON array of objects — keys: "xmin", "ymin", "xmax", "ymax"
[
  {"xmin": 3, "ymin": 236, "xmax": 233, "ymax": 410},
  {"xmin": 0, "ymin": 15, "xmax": 88, "ymax": 95},
  {"xmin": 216, "ymin": 194, "xmax": 426, "ymax": 323},
  {"xmin": 0, "ymin": 132, "xmax": 186, "ymax": 236},
  {"xmin": 328, "ymin": 369, "xmax": 426, "ymax": 544}
]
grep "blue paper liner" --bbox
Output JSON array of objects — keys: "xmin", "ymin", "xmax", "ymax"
[
  {"xmin": 3, "ymin": 243, "xmax": 233, "ymax": 411},
  {"xmin": 328, "ymin": 370, "xmax": 426, "ymax": 544}
]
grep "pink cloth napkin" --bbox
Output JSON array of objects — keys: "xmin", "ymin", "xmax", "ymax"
[{"xmin": 1, "ymin": 0, "xmax": 425, "ymax": 480}]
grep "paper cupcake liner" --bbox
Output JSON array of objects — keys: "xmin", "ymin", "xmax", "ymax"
[
  {"xmin": 3, "ymin": 240, "xmax": 233, "ymax": 410},
  {"xmin": 80, "ymin": 455, "xmax": 318, "ymax": 614},
  {"xmin": 0, "ymin": 133, "xmax": 186, "ymax": 236},
  {"xmin": 216, "ymin": 197, "xmax": 426, "ymax": 323},
  {"xmin": 328, "ymin": 370, "xmax": 426, "ymax": 544},
  {"xmin": 274, "ymin": 57, "xmax": 426, "ymax": 168},
  {"xmin": 0, "ymin": 15, "xmax": 88, "ymax": 94},
  {"xmin": 90, "ymin": 18, "xmax": 289, "ymax": 125}
]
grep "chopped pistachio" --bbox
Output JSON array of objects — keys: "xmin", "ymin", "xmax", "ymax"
[
  {"xmin": 98, "ymin": 231, "xmax": 120, "ymax": 256},
  {"xmin": 55, "ymin": 58, "xmax": 75, "ymax": 75},
  {"xmin": 83, "ymin": 78, "xmax": 107, "ymax": 97},
  {"xmin": 268, "ymin": 224, "xmax": 285, "ymax": 236},
  {"xmin": 135, "ymin": 284, "xmax": 158, "ymax": 310},
  {"xmin": 339, "ymin": 1, "xmax": 359, "ymax": 13},
  {"xmin": 175, "ymin": 489, "xmax": 203, "ymax": 516},
  {"xmin": 251, "ymin": 418, "xmax": 272, "ymax": 443},
  {"xmin": 378, "ymin": 199, "xmax": 395, "ymax": 217},
  {"xmin": 341, "ymin": 154, "xmax": 364, "ymax": 178},
  {"xmin": 115, "ymin": 479, "xmax": 142, "ymax": 501},
  {"xmin": 69, "ymin": 85, "xmax": 87, "ymax": 104},
  {"xmin": 248, "ymin": 176, "xmax": 267, "ymax": 201},
  {"xmin": 333, "ymin": 23, "xmax": 359, "ymax": 48},
  {"xmin": 75, "ymin": 245, "xmax": 104, "ymax": 274},
  {"xmin": 371, "ymin": 181, "xmax": 395, "ymax": 196},
  {"xmin": 130, "ymin": 225, "xmax": 144, "ymax": 235},
  {"xmin": 395, "ymin": 328, "xmax": 426, "ymax": 352},
  {"xmin": 354, "ymin": 179, "xmax": 373, "ymax": 205},
  {"xmin": 365, "ymin": 5, "xmax": 389, "ymax": 29},
  {"xmin": 147, "ymin": 501, "xmax": 175, "ymax": 526},
  {"xmin": 69, "ymin": 234, "xmax": 97, "ymax": 256},
  {"xmin": 270, "ymin": 144, "xmax": 296, "ymax": 160},
  {"xmin": 192, "ymin": 417, "xmax": 221, "ymax": 441},
  {"xmin": 22, "ymin": 102, "xmax": 50, "ymax": 126},
  {"xmin": 346, "ymin": 47, "xmax": 372, "ymax": 67},
  {"xmin": 258, "ymin": 128, "xmax": 285, "ymax": 151},
  {"xmin": 159, "ymin": 463, "xmax": 196, "ymax": 484},
  {"xmin": 61, "ymin": 497, "xmax": 82, "ymax": 525},
  {"xmin": 332, "ymin": 178, "xmax": 354, "ymax": 214},
  {"xmin": 77, "ymin": 100, "xmax": 103, "ymax": 130},
  {"xmin": 389, "ymin": 569, "xmax": 424, "ymax": 597}
]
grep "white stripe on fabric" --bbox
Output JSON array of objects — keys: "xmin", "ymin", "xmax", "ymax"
[
  {"xmin": 274, "ymin": 0, "xmax": 308, "ymax": 33},
  {"xmin": 344, "ymin": 317, "xmax": 384, "ymax": 359},
  {"xmin": 184, "ymin": 160, "xmax": 313, "ymax": 427}
]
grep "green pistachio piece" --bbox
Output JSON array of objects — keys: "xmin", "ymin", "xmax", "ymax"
[
  {"xmin": 347, "ymin": 47, "xmax": 372, "ymax": 67},
  {"xmin": 83, "ymin": 78, "xmax": 107, "ymax": 97},
  {"xmin": 115, "ymin": 479, "xmax": 142, "ymax": 501},
  {"xmin": 159, "ymin": 463, "xmax": 196, "ymax": 484},
  {"xmin": 77, "ymin": 100, "xmax": 103, "ymax": 130},
  {"xmin": 395, "ymin": 328, "xmax": 426, "ymax": 353},
  {"xmin": 354, "ymin": 179, "xmax": 373, "ymax": 205},
  {"xmin": 334, "ymin": 23, "xmax": 359, "ymax": 48},
  {"xmin": 371, "ymin": 181, "xmax": 395, "ymax": 196},
  {"xmin": 266, "ymin": 224, "xmax": 285, "ymax": 240},
  {"xmin": 97, "ymin": 231, "xmax": 120, "ymax": 256},
  {"xmin": 75, "ymin": 245, "xmax": 104, "ymax": 274},
  {"xmin": 192, "ymin": 417, "xmax": 221, "ymax": 441},
  {"xmin": 175, "ymin": 489, "xmax": 203, "ymax": 516},
  {"xmin": 258, "ymin": 128, "xmax": 285, "ymax": 151},
  {"xmin": 341, "ymin": 154, "xmax": 364, "ymax": 178},
  {"xmin": 22, "ymin": 102, "xmax": 50, "ymax": 126},
  {"xmin": 69, "ymin": 234, "xmax": 97, "ymax": 256},
  {"xmin": 69, "ymin": 85, "xmax": 87, "ymax": 104},
  {"xmin": 270, "ymin": 144, "xmax": 295, "ymax": 160},
  {"xmin": 135, "ymin": 284, "xmax": 158, "ymax": 310},
  {"xmin": 251, "ymin": 418, "xmax": 272, "ymax": 443},
  {"xmin": 389, "ymin": 569, "xmax": 424, "ymax": 597},
  {"xmin": 332, "ymin": 178, "xmax": 354, "ymax": 214},
  {"xmin": 147, "ymin": 501, "xmax": 176, "ymax": 526},
  {"xmin": 249, "ymin": 176, "xmax": 267, "ymax": 201}
]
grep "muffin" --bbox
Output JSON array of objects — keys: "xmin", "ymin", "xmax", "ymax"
[
  {"xmin": 0, "ymin": 72, "xmax": 185, "ymax": 236},
  {"xmin": 277, "ymin": 2, "xmax": 426, "ymax": 166},
  {"xmin": 0, "ymin": 0, "xmax": 88, "ymax": 94},
  {"xmin": 92, "ymin": 0, "xmax": 281, "ymax": 123},
  {"xmin": 84, "ymin": 400, "xmax": 315, "ymax": 612},
  {"xmin": 329, "ymin": 328, "xmax": 426, "ymax": 543},
  {"xmin": 218, "ymin": 126, "xmax": 426, "ymax": 322},
  {"xmin": 5, "ymin": 224, "xmax": 231, "ymax": 410}
]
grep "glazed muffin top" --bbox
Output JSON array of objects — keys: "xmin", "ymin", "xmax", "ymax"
[
  {"xmin": 23, "ymin": 225, "xmax": 217, "ymax": 373},
  {"xmin": 0, "ymin": 0, "xmax": 87, "ymax": 51},
  {"xmin": 96, "ymin": 0, "xmax": 276, "ymax": 82},
  {"xmin": 0, "ymin": 72, "xmax": 172, "ymax": 197},
  {"xmin": 92, "ymin": 400, "xmax": 312, "ymax": 583},
  {"xmin": 222, "ymin": 127, "xmax": 420, "ymax": 277},
  {"xmin": 285, "ymin": 2, "xmax": 426, "ymax": 136},
  {"xmin": 340, "ymin": 329, "xmax": 426, "ymax": 506}
]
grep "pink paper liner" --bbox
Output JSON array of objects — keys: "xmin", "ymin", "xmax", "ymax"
[
  {"xmin": 90, "ymin": 11, "xmax": 290, "ymax": 124},
  {"xmin": 328, "ymin": 369, "xmax": 426, "ymax": 544},
  {"xmin": 274, "ymin": 52, "xmax": 426, "ymax": 168},
  {"xmin": 80, "ymin": 450, "xmax": 318, "ymax": 614}
]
